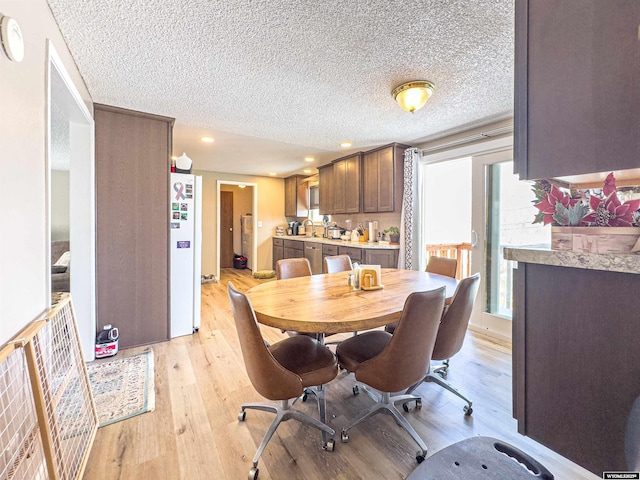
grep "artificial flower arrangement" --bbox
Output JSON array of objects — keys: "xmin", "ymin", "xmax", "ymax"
[{"xmin": 532, "ymin": 173, "xmax": 640, "ymax": 227}]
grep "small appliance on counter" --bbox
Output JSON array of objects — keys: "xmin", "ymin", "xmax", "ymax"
[
  {"xmin": 326, "ymin": 223, "xmax": 345, "ymax": 239},
  {"xmin": 287, "ymin": 221, "xmax": 301, "ymax": 235},
  {"xmin": 275, "ymin": 225, "xmax": 285, "ymax": 236}
]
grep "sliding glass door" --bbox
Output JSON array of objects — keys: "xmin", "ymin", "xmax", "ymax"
[
  {"xmin": 470, "ymin": 150, "xmax": 549, "ymax": 340},
  {"xmin": 423, "ymin": 139, "xmax": 548, "ymax": 342}
]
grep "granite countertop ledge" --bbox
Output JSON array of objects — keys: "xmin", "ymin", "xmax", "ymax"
[
  {"xmin": 273, "ymin": 235, "xmax": 400, "ymax": 250},
  {"xmin": 503, "ymin": 245, "xmax": 640, "ymax": 275}
]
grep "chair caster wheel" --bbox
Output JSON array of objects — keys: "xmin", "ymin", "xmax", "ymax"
[
  {"xmin": 464, "ymin": 405, "xmax": 473, "ymax": 416},
  {"xmin": 324, "ymin": 439, "xmax": 335, "ymax": 451},
  {"xmin": 402, "ymin": 402, "xmax": 409, "ymax": 413},
  {"xmin": 248, "ymin": 466, "xmax": 259, "ymax": 480},
  {"xmin": 416, "ymin": 454, "xmax": 425, "ymax": 464},
  {"xmin": 352, "ymin": 385, "xmax": 359, "ymax": 395},
  {"xmin": 238, "ymin": 410, "xmax": 246, "ymax": 422},
  {"xmin": 341, "ymin": 431, "xmax": 349, "ymax": 443},
  {"xmin": 415, "ymin": 399, "xmax": 422, "ymax": 409},
  {"xmin": 302, "ymin": 393, "xmax": 308, "ymax": 402}
]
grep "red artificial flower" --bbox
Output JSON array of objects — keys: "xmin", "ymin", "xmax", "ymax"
[
  {"xmin": 534, "ymin": 184, "xmax": 579, "ymax": 225},
  {"xmin": 583, "ymin": 192, "xmax": 640, "ymax": 227}
]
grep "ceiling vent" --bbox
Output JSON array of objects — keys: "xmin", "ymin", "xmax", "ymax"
[{"xmin": 421, "ymin": 124, "xmax": 513, "ymax": 154}]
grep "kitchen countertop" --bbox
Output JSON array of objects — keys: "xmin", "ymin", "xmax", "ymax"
[
  {"xmin": 503, "ymin": 244, "xmax": 640, "ymax": 275},
  {"xmin": 274, "ymin": 235, "xmax": 400, "ymax": 250}
]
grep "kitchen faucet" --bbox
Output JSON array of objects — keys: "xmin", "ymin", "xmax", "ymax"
[{"xmin": 303, "ymin": 218, "xmax": 314, "ymax": 237}]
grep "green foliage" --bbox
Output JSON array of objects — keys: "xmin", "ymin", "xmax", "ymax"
[
  {"xmin": 384, "ymin": 226, "xmax": 399, "ymax": 235},
  {"xmin": 553, "ymin": 202, "xmax": 589, "ymax": 226}
]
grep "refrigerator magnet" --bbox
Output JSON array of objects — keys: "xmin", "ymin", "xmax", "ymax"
[
  {"xmin": 172, "ymin": 203, "xmax": 179, "ymax": 211},
  {"xmin": 181, "ymin": 212, "xmax": 188, "ymax": 220},
  {"xmin": 172, "ymin": 212, "xmax": 180, "ymax": 220},
  {"xmin": 171, "ymin": 222, "xmax": 180, "ymax": 229}
]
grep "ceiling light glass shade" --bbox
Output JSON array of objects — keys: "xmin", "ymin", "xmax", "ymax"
[{"xmin": 392, "ymin": 80, "xmax": 435, "ymax": 113}]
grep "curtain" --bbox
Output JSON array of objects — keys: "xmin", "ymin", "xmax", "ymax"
[{"xmin": 398, "ymin": 148, "xmax": 422, "ymax": 270}]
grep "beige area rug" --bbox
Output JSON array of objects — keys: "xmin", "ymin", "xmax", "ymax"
[{"xmin": 88, "ymin": 350, "xmax": 155, "ymax": 427}]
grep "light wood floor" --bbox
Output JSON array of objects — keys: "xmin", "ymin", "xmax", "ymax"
[{"xmin": 84, "ymin": 269, "xmax": 599, "ymax": 480}]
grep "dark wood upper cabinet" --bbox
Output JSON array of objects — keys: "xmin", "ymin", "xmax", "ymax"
[
  {"xmin": 284, "ymin": 175, "xmax": 308, "ymax": 217},
  {"xmin": 362, "ymin": 143, "xmax": 408, "ymax": 213},
  {"xmin": 332, "ymin": 153, "xmax": 361, "ymax": 214},
  {"xmin": 514, "ymin": 0, "xmax": 640, "ymax": 180},
  {"xmin": 95, "ymin": 104, "xmax": 174, "ymax": 349},
  {"xmin": 318, "ymin": 163, "xmax": 334, "ymax": 215}
]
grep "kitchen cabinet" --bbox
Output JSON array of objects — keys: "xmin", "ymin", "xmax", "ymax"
[
  {"xmin": 364, "ymin": 249, "xmax": 398, "ymax": 268},
  {"xmin": 338, "ymin": 246, "xmax": 363, "ymax": 264},
  {"xmin": 95, "ymin": 104, "xmax": 174, "ymax": 348},
  {"xmin": 332, "ymin": 153, "xmax": 362, "ymax": 214},
  {"xmin": 512, "ymin": 262, "xmax": 640, "ymax": 475},
  {"xmin": 514, "ymin": 0, "xmax": 640, "ymax": 180},
  {"xmin": 362, "ymin": 143, "xmax": 408, "ymax": 213},
  {"xmin": 272, "ymin": 238, "xmax": 284, "ymax": 269},
  {"xmin": 284, "ymin": 175, "xmax": 309, "ymax": 217},
  {"xmin": 318, "ymin": 163, "xmax": 334, "ymax": 214},
  {"xmin": 283, "ymin": 239, "xmax": 304, "ymax": 259}
]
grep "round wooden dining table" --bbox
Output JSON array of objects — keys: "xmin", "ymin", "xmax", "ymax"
[{"xmin": 245, "ymin": 268, "xmax": 459, "ymax": 334}]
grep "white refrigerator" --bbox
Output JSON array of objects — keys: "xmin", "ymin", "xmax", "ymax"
[{"xmin": 169, "ymin": 173, "xmax": 202, "ymax": 337}]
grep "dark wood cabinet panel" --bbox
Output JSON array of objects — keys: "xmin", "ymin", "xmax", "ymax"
[
  {"xmin": 95, "ymin": 104, "xmax": 174, "ymax": 349},
  {"xmin": 332, "ymin": 154, "xmax": 361, "ymax": 214},
  {"xmin": 362, "ymin": 144, "xmax": 407, "ymax": 213},
  {"xmin": 338, "ymin": 246, "xmax": 362, "ymax": 263},
  {"xmin": 283, "ymin": 239, "xmax": 304, "ymax": 259},
  {"xmin": 284, "ymin": 175, "xmax": 309, "ymax": 218},
  {"xmin": 318, "ymin": 164, "xmax": 334, "ymax": 215},
  {"xmin": 513, "ymin": 263, "xmax": 640, "ymax": 474},
  {"xmin": 364, "ymin": 249, "xmax": 398, "ymax": 268},
  {"xmin": 272, "ymin": 238, "xmax": 284, "ymax": 269},
  {"xmin": 514, "ymin": 0, "xmax": 640, "ymax": 180}
]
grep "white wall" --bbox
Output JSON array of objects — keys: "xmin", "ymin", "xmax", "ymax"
[{"xmin": 0, "ymin": 0, "xmax": 92, "ymax": 346}]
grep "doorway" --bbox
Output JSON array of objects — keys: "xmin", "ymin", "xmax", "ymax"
[
  {"xmin": 46, "ymin": 42, "xmax": 96, "ymax": 360},
  {"xmin": 216, "ymin": 181, "xmax": 258, "ymax": 280}
]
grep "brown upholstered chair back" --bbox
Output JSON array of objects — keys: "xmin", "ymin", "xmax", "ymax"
[
  {"xmin": 323, "ymin": 255, "xmax": 353, "ymax": 274},
  {"xmin": 426, "ymin": 256, "xmax": 458, "ymax": 278},
  {"xmin": 276, "ymin": 258, "xmax": 312, "ymax": 280},
  {"xmin": 432, "ymin": 273, "xmax": 480, "ymax": 361},
  {"xmin": 356, "ymin": 287, "xmax": 446, "ymax": 393},
  {"xmin": 227, "ymin": 282, "xmax": 302, "ymax": 400}
]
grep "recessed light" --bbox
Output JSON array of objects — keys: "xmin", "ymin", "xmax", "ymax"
[
  {"xmin": 269, "ymin": 172, "xmax": 277, "ymax": 176},
  {"xmin": 340, "ymin": 142, "xmax": 352, "ymax": 148},
  {"xmin": 303, "ymin": 169, "xmax": 312, "ymax": 174},
  {"xmin": 170, "ymin": 156, "xmax": 178, "ymax": 160},
  {"xmin": 201, "ymin": 136, "xmax": 214, "ymax": 143},
  {"xmin": 305, "ymin": 157, "xmax": 314, "ymax": 162},
  {"xmin": 238, "ymin": 184, "xmax": 246, "ymax": 189}
]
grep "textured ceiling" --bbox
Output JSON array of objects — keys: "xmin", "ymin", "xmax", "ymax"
[{"xmin": 46, "ymin": 0, "xmax": 514, "ymax": 176}]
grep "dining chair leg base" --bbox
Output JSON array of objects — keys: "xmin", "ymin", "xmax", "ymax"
[
  {"xmin": 405, "ymin": 372, "xmax": 473, "ymax": 415},
  {"xmin": 240, "ymin": 399, "xmax": 336, "ymax": 469},
  {"xmin": 341, "ymin": 391, "xmax": 427, "ymax": 459}
]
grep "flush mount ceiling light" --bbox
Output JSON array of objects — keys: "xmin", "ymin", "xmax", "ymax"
[
  {"xmin": 200, "ymin": 136, "xmax": 214, "ymax": 143},
  {"xmin": 392, "ymin": 80, "xmax": 435, "ymax": 113},
  {"xmin": 304, "ymin": 157, "xmax": 314, "ymax": 162},
  {"xmin": 303, "ymin": 169, "xmax": 312, "ymax": 174},
  {"xmin": 340, "ymin": 142, "xmax": 352, "ymax": 148}
]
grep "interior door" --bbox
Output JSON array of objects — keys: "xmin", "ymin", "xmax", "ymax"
[{"xmin": 220, "ymin": 191, "xmax": 234, "ymax": 268}]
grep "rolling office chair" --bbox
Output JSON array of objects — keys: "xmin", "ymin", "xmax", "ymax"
[
  {"xmin": 336, "ymin": 287, "xmax": 446, "ymax": 463},
  {"xmin": 323, "ymin": 254, "xmax": 353, "ymax": 274},
  {"xmin": 404, "ymin": 273, "xmax": 480, "ymax": 416},
  {"xmin": 425, "ymin": 256, "xmax": 458, "ymax": 278},
  {"xmin": 385, "ymin": 256, "xmax": 457, "ymax": 336},
  {"xmin": 405, "ymin": 436, "xmax": 554, "ymax": 479},
  {"xmin": 227, "ymin": 282, "xmax": 337, "ymax": 480},
  {"xmin": 275, "ymin": 257, "xmax": 313, "ymax": 280}
]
